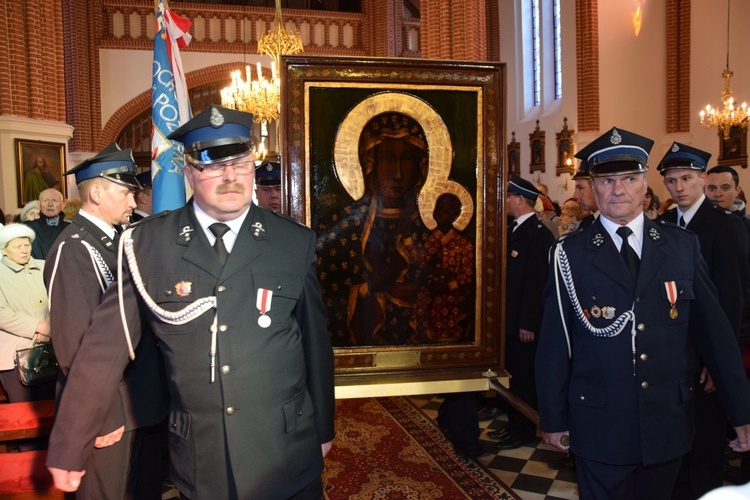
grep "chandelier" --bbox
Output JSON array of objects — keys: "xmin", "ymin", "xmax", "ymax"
[
  {"xmin": 699, "ymin": 0, "xmax": 748, "ymax": 140},
  {"xmin": 220, "ymin": 0, "xmax": 303, "ymax": 124}
]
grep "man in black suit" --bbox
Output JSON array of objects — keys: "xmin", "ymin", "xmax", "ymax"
[
  {"xmin": 536, "ymin": 127, "xmax": 750, "ymax": 499},
  {"xmin": 46, "ymin": 106, "xmax": 335, "ymax": 499},
  {"xmin": 571, "ymin": 159, "xmax": 599, "ymax": 229},
  {"xmin": 658, "ymin": 143, "xmax": 750, "ymax": 498},
  {"xmin": 45, "ymin": 145, "xmax": 167, "ymax": 499},
  {"xmin": 491, "ymin": 176, "xmax": 554, "ymax": 450}
]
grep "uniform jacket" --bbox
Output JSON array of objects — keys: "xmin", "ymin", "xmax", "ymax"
[
  {"xmin": 26, "ymin": 214, "xmax": 69, "ymax": 259},
  {"xmin": 0, "ymin": 256, "xmax": 48, "ymax": 370},
  {"xmin": 44, "ymin": 214, "xmax": 166, "ymax": 435},
  {"xmin": 506, "ymin": 215, "xmax": 555, "ymax": 336},
  {"xmin": 660, "ymin": 198, "xmax": 750, "ymax": 336},
  {"xmin": 536, "ymin": 216, "xmax": 750, "ymax": 466},
  {"xmin": 46, "ymin": 203, "xmax": 335, "ymax": 499}
]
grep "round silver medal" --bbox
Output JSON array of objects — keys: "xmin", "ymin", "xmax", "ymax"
[{"xmin": 258, "ymin": 314, "xmax": 271, "ymax": 328}]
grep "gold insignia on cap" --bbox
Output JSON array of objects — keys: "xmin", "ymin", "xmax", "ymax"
[
  {"xmin": 266, "ymin": 164, "xmax": 273, "ymax": 171},
  {"xmin": 671, "ymin": 143, "xmax": 680, "ymax": 153},
  {"xmin": 175, "ymin": 281, "xmax": 192, "ymax": 297},
  {"xmin": 210, "ymin": 107, "xmax": 225, "ymax": 128},
  {"xmin": 610, "ymin": 128, "xmax": 622, "ymax": 145}
]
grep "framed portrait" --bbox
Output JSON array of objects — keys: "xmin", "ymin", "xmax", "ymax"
[
  {"xmin": 280, "ymin": 56, "xmax": 506, "ymax": 382},
  {"xmin": 529, "ymin": 120, "xmax": 545, "ymax": 173},
  {"xmin": 15, "ymin": 139, "xmax": 66, "ymax": 207},
  {"xmin": 555, "ymin": 117, "xmax": 575, "ymax": 176},
  {"xmin": 718, "ymin": 125, "xmax": 747, "ymax": 169},
  {"xmin": 508, "ymin": 132, "xmax": 521, "ymax": 176}
]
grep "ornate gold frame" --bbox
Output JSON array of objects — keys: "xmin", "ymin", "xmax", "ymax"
[{"xmin": 280, "ymin": 56, "xmax": 506, "ymax": 381}]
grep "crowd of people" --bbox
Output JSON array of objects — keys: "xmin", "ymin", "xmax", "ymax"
[{"xmin": 3, "ymin": 114, "xmax": 750, "ymax": 499}]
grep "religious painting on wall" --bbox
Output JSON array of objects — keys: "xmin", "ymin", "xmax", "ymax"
[
  {"xmin": 718, "ymin": 125, "xmax": 748, "ymax": 169},
  {"xmin": 15, "ymin": 139, "xmax": 67, "ymax": 207},
  {"xmin": 508, "ymin": 132, "xmax": 521, "ymax": 176},
  {"xmin": 280, "ymin": 56, "xmax": 506, "ymax": 380},
  {"xmin": 555, "ymin": 117, "xmax": 575, "ymax": 176},
  {"xmin": 529, "ymin": 120, "xmax": 545, "ymax": 173}
]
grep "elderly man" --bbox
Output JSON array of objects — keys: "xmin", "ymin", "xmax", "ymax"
[
  {"xmin": 46, "ymin": 105, "xmax": 334, "ymax": 499},
  {"xmin": 45, "ymin": 145, "xmax": 167, "ymax": 499},
  {"xmin": 25, "ymin": 188, "xmax": 68, "ymax": 259},
  {"xmin": 536, "ymin": 127, "xmax": 750, "ymax": 499}
]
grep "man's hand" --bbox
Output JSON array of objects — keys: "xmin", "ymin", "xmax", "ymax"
[
  {"xmin": 519, "ymin": 329, "xmax": 535, "ymax": 343},
  {"xmin": 94, "ymin": 425, "xmax": 124, "ymax": 448},
  {"xmin": 321, "ymin": 440, "xmax": 333, "ymax": 458},
  {"xmin": 48, "ymin": 467, "xmax": 85, "ymax": 492},
  {"xmin": 543, "ymin": 431, "xmax": 570, "ymax": 452},
  {"xmin": 731, "ymin": 424, "xmax": 750, "ymax": 452},
  {"xmin": 699, "ymin": 366, "xmax": 716, "ymax": 393}
]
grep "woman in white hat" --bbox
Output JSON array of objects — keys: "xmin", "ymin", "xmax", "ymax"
[{"xmin": 0, "ymin": 223, "xmax": 55, "ymax": 402}]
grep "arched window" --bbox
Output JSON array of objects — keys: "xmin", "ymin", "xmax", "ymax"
[{"xmin": 520, "ymin": 0, "xmax": 563, "ymax": 117}]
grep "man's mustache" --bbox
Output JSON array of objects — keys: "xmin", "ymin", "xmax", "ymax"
[{"xmin": 216, "ymin": 183, "xmax": 246, "ymax": 194}]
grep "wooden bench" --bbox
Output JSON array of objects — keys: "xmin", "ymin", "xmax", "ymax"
[{"xmin": 0, "ymin": 400, "xmax": 62, "ymax": 499}]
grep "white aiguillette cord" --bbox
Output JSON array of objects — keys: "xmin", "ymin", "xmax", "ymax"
[
  {"xmin": 553, "ymin": 242, "xmax": 638, "ymax": 375},
  {"xmin": 117, "ymin": 228, "xmax": 221, "ymax": 382}
]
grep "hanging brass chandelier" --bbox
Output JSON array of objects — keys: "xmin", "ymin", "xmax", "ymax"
[{"xmin": 220, "ymin": 0, "xmax": 303, "ymax": 124}]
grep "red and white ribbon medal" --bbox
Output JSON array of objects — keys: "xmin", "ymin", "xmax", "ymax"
[
  {"xmin": 257, "ymin": 288, "xmax": 273, "ymax": 328},
  {"xmin": 664, "ymin": 281, "xmax": 678, "ymax": 319}
]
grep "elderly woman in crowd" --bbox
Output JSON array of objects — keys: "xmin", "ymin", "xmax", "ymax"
[
  {"xmin": 0, "ymin": 224, "xmax": 54, "ymax": 402},
  {"xmin": 20, "ymin": 200, "xmax": 41, "ymax": 222},
  {"xmin": 558, "ymin": 198, "xmax": 591, "ymax": 235}
]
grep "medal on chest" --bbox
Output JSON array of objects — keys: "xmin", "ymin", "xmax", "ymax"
[
  {"xmin": 257, "ymin": 288, "xmax": 273, "ymax": 328},
  {"xmin": 664, "ymin": 281, "xmax": 678, "ymax": 319}
]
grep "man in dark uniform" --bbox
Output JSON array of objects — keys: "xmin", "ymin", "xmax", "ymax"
[
  {"xmin": 571, "ymin": 159, "xmax": 599, "ymax": 229},
  {"xmin": 25, "ymin": 187, "xmax": 69, "ymax": 258},
  {"xmin": 491, "ymin": 176, "xmax": 554, "ymax": 450},
  {"xmin": 44, "ymin": 145, "xmax": 167, "ymax": 499},
  {"xmin": 254, "ymin": 160, "xmax": 281, "ymax": 211},
  {"xmin": 130, "ymin": 170, "xmax": 153, "ymax": 222},
  {"xmin": 657, "ymin": 143, "xmax": 750, "ymax": 499},
  {"xmin": 536, "ymin": 126, "xmax": 750, "ymax": 499},
  {"xmin": 46, "ymin": 105, "xmax": 335, "ymax": 499}
]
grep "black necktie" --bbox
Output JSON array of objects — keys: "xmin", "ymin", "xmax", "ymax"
[
  {"xmin": 678, "ymin": 215, "xmax": 686, "ymax": 228},
  {"xmin": 509, "ymin": 220, "xmax": 518, "ymax": 233},
  {"xmin": 616, "ymin": 226, "xmax": 640, "ymax": 280},
  {"xmin": 209, "ymin": 223, "xmax": 230, "ymax": 266}
]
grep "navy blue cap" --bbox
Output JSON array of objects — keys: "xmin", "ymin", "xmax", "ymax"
[
  {"xmin": 508, "ymin": 175, "xmax": 540, "ymax": 201},
  {"xmin": 577, "ymin": 127, "xmax": 654, "ymax": 176},
  {"xmin": 572, "ymin": 158, "xmax": 590, "ymax": 180},
  {"xmin": 657, "ymin": 142, "xmax": 711, "ymax": 175},
  {"xmin": 136, "ymin": 170, "xmax": 152, "ymax": 188},
  {"xmin": 255, "ymin": 161, "xmax": 280, "ymax": 186},
  {"xmin": 65, "ymin": 144, "xmax": 139, "ymax": 189},
  {"xmin": 168, "ymin": 105, "xmax": 256, "ymax": 165}
]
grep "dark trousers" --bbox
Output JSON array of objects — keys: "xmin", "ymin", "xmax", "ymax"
[
  {"xmin": 437, "ymin": 392, "xmax": 480, "ymax": 449},
  {"xmin": 672, "ymin": 388, "xmax": 726, "ymax": 499},
  {"xmin": 577, "ymin": 456, "xmax": 683, "ymax": 500},
  {"xmin": 76, "ymin": 423, "xmax": 163, "ymax": 500},
  {"xmin": 504, "ymin": 333, "xmax": 538, "ymax": 440}
]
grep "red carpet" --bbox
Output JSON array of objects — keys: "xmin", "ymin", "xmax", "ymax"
[{"xmin": 323, "ymin": 397, "xmax": 516, "ymax": 499}]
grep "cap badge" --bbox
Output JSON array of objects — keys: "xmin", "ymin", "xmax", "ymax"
[
  {"xmin": 592, "ymin": 233, "xmax": 605, "ymax": 247},
  {"xmin": 610, "ymin": 128, "xmax": 622, "ymax": 145},
  {"xmin": 671, "ymin": 143, "xmax": 680, "ymax": 153},
  {"xmin": 175, "ymin": 281, "xmax": 192, "ymax": 297},
  {"xmin": 252, "ymin": 222, "xmax": 265, "ymax": 237},
  {"xmin": 649, "ymin": 227, "xmax": 661, "ymax": 241},
  {"xmin": 210, "ymin": 107, "xmax": 225, "ymax": 128},
  {"xmin": 266, "ymin": 164, "xmax": 273, "ymax": 171}
]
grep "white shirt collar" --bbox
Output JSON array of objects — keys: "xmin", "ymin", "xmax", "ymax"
[
  {"xmin": 79, "ymin": 209, "xmax": 116, "ymax": 240},
  {"xmin": 192, "ymin": 202, "xmax": 250, "ymax": 253},
  {"xmin": 513, "ymin": 212, "xmax": 536, "ymax": 230},
  {"xmin": 677, "ymin": 194, "xmax": 705, "ymax": 226},
  {"xmin": 599, "ymin": 212, "xmax": 645, "ymax": 257}
]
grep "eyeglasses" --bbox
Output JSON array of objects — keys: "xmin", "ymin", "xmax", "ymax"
[{"xmin": 191, "ymin": 161, "xmax": 254, "ymax": 179}]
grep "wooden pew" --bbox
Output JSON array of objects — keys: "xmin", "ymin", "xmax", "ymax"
[{"xmin": 0, "ymin": 400, "xmax": 62, "ymax": 499}]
